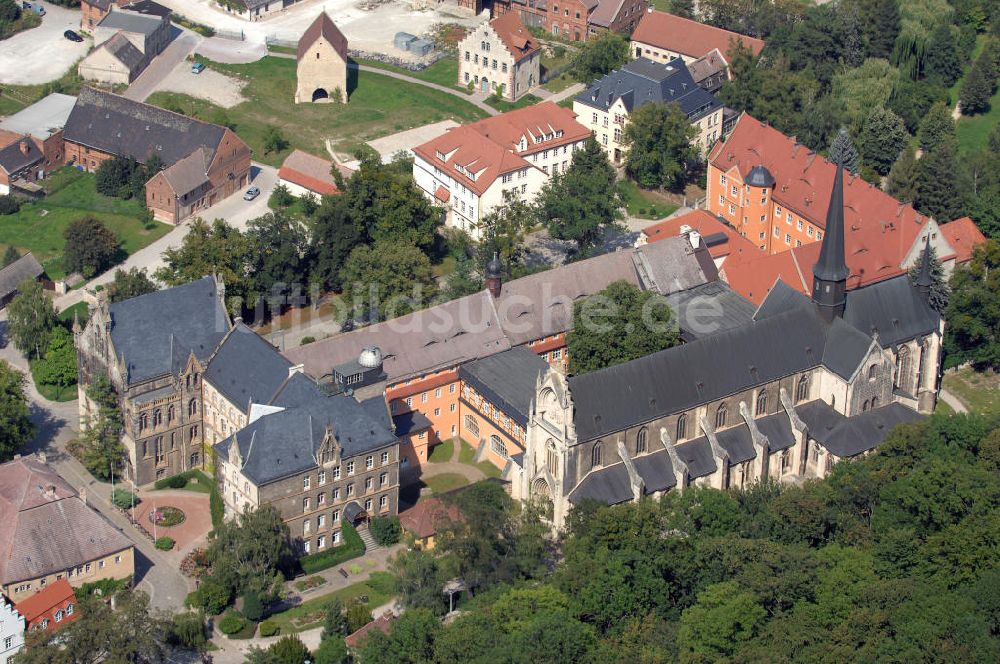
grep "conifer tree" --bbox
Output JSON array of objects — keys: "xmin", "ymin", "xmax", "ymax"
[{"xmin": 828, "ymin": 127, "xmax": 861, "ymax": 174}]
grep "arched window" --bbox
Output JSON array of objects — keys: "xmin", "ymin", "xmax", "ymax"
[
  {"xmin": 676, "ymin": 414, "xmax": 687, "ymax": 441},
  {"xmin": 591, "ymin": 441, "xmax": 603, "ymax": 469},
  {"xmin": 755, "ymin": 391, "xmax": 767, "ymax": 416},
  {"xmin": 636, "ymin": 427, "xmax": 647, "ymax": 454},
  {"xmin": 868, "ymin": 364, "xmax": 878, "ymax": 381},
  {"xmin": 871, "ymin": 396, "xmax": 878, "ymax": 409},
  {"xmin": 167, "ymin": 405, "xmax": 174, "ymax": 423},
  {"xmin": 796, "ymin": 375, "xmax": 810, "ymax": 402},
  {"xmin": 862, "ymin": 400, "xmax": 870, "ymax": 412},
  {"xmin": 153, "ymin": 409, "xmax": 162, "ymax": 427},
  {"xmin": 188, "ymin": 398, "xmax": 198, "ymax": 416},
  {"xmin": 138, "ymin": 413, "xmax": 148, "ymax": 431},
  {"xmin": 490, "ymin": 434, "xmax": 508, "ymax": 459},
  {"xmin": 895, "ymin": 346, "xmax": 911, "ymax": 392},
  {"xmin": 546, "ymin": 441, "xmax": 558, "ymax": 475},
  {"xmin": 715, "ymin": 403, "xmax": 727, "ymax": 429}
]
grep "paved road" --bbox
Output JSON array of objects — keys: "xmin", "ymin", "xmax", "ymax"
[
  {"xmin": 0, "ymin": 1, "xmax": 90, "ymax": 85},
  {"xmin": 125, "ymin": 28, "xmax": 202, "ymax": 102},
  {"xmin": 0, "ymin": 318, "xmax": 191, "ymax": 611},
  {"xmin": 54, "ymin": 163, "xmax": 278, "ymax": 312}
]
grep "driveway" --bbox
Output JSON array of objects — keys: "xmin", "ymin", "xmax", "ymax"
[
  {"xmin": 124, "ymin": 27, "xmax": 202, "ymax": 102},
  {"xmin": 0, "ymin": 1, "xmax": 90, "ymax": 85},
  {"xmin": 145, "ymin": 52, "xmax": 247, "ymax": 107}
]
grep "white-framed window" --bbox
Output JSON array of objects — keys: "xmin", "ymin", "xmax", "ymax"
[
  {"xmin": 333, "ymin": 530, "xmax": 341, "ymax": 544},
  {"xmin": 731, "ymin": 185, "xmax": 737, "ymax": 196},
  {"xmin": 365, "ymin": 477, "xmax": 374, "ymax": 492},
  {"xmin": 405, "ymin": 397, "xmax": 413, "ymax": 407},
  {"xmin": 303, "ymin": 497, "xmax": 310, "ymax": 512},
  {"xmin": 380, "ymin": 472, "xmax": 388, "ymax": 486},
  {"xmin": 55, "ymin": 610, "xmax": 64, "ymax": 622},
  {"xmin": 366, "ymin": 455, "xmax": 374, "ymax": 470},
  {"xmin": 333, "ymin": 487, "xmax": 340, "ymax": 501},
  {"xmin": 720, "ymin": 174, "xmax": 727, "ymax": 185},
  {"xmin": 66, "ymin": 603, "xmax": 73, "ymax": 615},
  {"xmin": 718, "ymin": 194, "xmax": 724, "ymax": 205},
  {"xmin": 364, "ymin": 498, "xmax": 373, "ymax": 511},
  {"xmin": 334, "ymin": 466, "xmax": 341, "ymax": 480},
  {"xmin": 774, "ymin": 227, "xmax": 780, "ymax": 237},
  {"xmin": 333, "ymin": 509, "xmax": 340, "ymax": 523},
  {"xmin": 807, "ymin": 226, "xmax": 814, "ymax": 237},
  {"xmin": 465, "ymin": 415, "xmax": 479, "ymax": 437},
  {"xmin": 785, "ymin": 234, "xmax": 791, "ymax": 244},
  {"xmin": 449, "ymin": 383, "xmax": 456, "ymax": 394},
  {"xmin": 318, "ymin": 535, "xmax": 326, "ymax": 549},
  {"xmin": 304, "ymin": 519, "xmax": 311, "ymax": 534},
  {"xmin": 318, "ymin": 514, "xmax": 326, "ymax": 527},
  {"xmin": 347, "ymin": 461, "xmax": 354, "ymax": 475},
  {"xmin": 434, "ymin": 407, "xmax": 440, "ymax": 416},
  {"xmin": 303, "ymin": 476, "xmax": 310, "ymax": 490},
  {"xmin": 729, "ymin": 204, "xmax": 735, "ymax": 215},
  {"xmin": 553, "ymin": 348, "xmax": 562, "ymax": 360},
  {"xmin": 381, "ymin": 451, "xmax": 389, "ymax": 465},
  {"xmin": 797, "ymin": 220, "xmax": 803, "ymax": 230},
  {"xmin": 421, "ymin": 392, "xmax": 428, "ymax": 403},
  {"xmin": 318, "ymin": 470, "xmax": 326, "ymax": 485},
  {"xmin": 303, "ymin": 541, "xmax": 311, "ymax": 554},
  {"xmin": 450, "ymin": 403, "xmax": 456, "ymax": 412},
  {"xmin": 490, "ymin": 434, "xmax": 508, "ymax": 459},
  {"xmin": 318, "ymin": 492, "xmax": 326, "ymax": 505},
  {"xmin": 4, "ymin": 636, "xmax": 12, "ymax": 649},
  {"xmin": 347, "ymin": 484, "xmax": 354, "ymax": 497},
  {"xmin": 380, "ymin": 495, "xmax": 388, "ymax": 510}
]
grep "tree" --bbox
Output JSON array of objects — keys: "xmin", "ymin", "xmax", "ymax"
[
  {"xmin": 32, "ymin": 326, "xmax": 77, "ymax": 391},
  {"xmin": 442, "ymin": 256, "xmax": 482, "ymax": 301},
  {"xmin": 2, "ymin": 245, "xmax": 20, "ymax": 266},
  {"xmin": 843, "ymin": 0, "xmax": 901, "ymax": 59},
  {"xmin": 907, "ymin": 243, "xmax": 949, "ymax": 312},
  {"xmin": 536, "ymin": 136, "xmax": 625, "ymax": 257},
  {"xmin": 269, "ymin": 634, "xmax": 311, "ymax": 664},
  {"xmin": 677, "ymin": 581, "xmax": 767, "ymax": 662},
  {"xmin": 828, "ymin": 127, "xmax": 861, "ymax": 174},
  {"xmin": 669, "ymin": 0, "xmax": 694, "ymax": 18},
  {"xmin": 916, "ymin": 102, "xmax": 955, "ymax": 152},
  {"xmin": 81, "ymin": 373, "xmax": 125, "ymax": 482},
  {"xmin": 572, "ymin": 31, "xmax": 629, "ymax": 83},
  {"xmin": 13, "ymin": 590, "xmax": 167, "ymax": 664},
  {"xmin": 95, "ymin": 155, "xmax": 138, "ymax": 199},
  {"xmin": 369, "ymin": 516, "xmax": 401, "ymax": 546},
  {"xmin": 322, "ymin": 598, "xmax": 350, "ymax": 639},
  {"xmin": 107, "ymin": 267, "xmax": 156, "ymax": 303},
  {"xmin": 339, "ymin": 241, "xmax": 435, "ymax": 322},
  {"xmin": 245, "ymin": 212, "xmax": 309, "ymax": 313},
  {"xmin": 355, "ymin": 609, "xmax": 440, "ymax": 664},
  {"xmin": 924, "ymin": 23, "xmax": 963, "ymax": 86},
  {"xmin": 309, "ymin": 196, "xmax": 364, "ymax": 292},
  {"xmin": 346, "ymin": 600, "xmax": 373, "ymax": 633},
  {"xmin": 859, "ymin": 106, "xmax": 908, "ymax": 175},
  {"xmin": 623, "ymin": 101, "xmax": 699, "ymax": 191},
  {"xmin": 945, "ymin": 240, "xmax": 1000, "ymax": 370},
  {"xmin": 475, "ymin": 190, "xmax": 535, "ymax": 278},
  {"xmin": 269, "ymin": 183, "xmax": 294, "ymax": 209},
  {"xmin": 0, "ymin": 361, "xmax": 33, "ymax": 462},
  {"xmin": 166, "ymin": 611, "xmax": 208, "ymax": 650},
  {"xmin": 959, "ymin": 49, "xmax": 998, "ymax": 115},
  {"xmin": 887, "ymin": 146, "xmax": 919, "ymax": 202},
  {"xmin": 390, "ymin": 547, "xmax": 448, "ymax": 613},
  {"xmin": 155, "ymin": 218, "xmax": 250, "ymax": 314},
  {"xmin": 63, "ymin": 215, "xmax": 121, "ymax": 278},
  {"xmin": 566, "ymin": 280, "xmax": 680, "ymax": 374},
  {"xmin": 242, "ymin": 589, "xmax": 265, "ymax": 622},
  {"xmin": 206, "ymin": 504, "xmax": 293, "ymax": 604},
  {"xmin": 263, "ymin": 126, "xmax": 289, "ymax": 155},
  {"xmin": 6, "ymin": 278, "xmax": 57, "ymax": 359},
  {"xmin": 914, "ymin": 140, "xmax": 963, "ymax": 221},
  {"xmin": 830, "ymin": 58, "xmax": 898, "ymax": 134},
  {"xmin": 314, "ymin": 636, "xmax": 348, "ymax": 664}
]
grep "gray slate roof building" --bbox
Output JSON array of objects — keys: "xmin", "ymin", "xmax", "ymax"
[
  {"xmin": 102, "ymin": 31, "xmax": 146, "ymax": 71},
  {"xmin": 121, "ymin": 0, "xmax": 172, "ymax": 17},
  {"xmin": 843, "ymin": 275, "xmax": 941, "ymax": 349},
  {"xmin": 97, "ymin": 9, "xmax": 164, "ymax": 36},
  {"xmin": 0, "ymin": 252, "xmax": 43, "ymax": 303},
  {"xmin": 575, "ymin": 57, "xmax": 723, "ymax": 121},
  {"xmin": 205, "ymin": 322, "xmax": 292, "ymax": 408},
  {"xmin": 665, "ymin": 280, "xmax": 757, "ymax": 341},
  {"xmin": 64, "ymin": 87, "xmax": 226, "ymax": 168},
  {"xmin": 109, "ymin": 275, "xmax": 229, "ymax": 385},
  {"xmin": 459, "ymin": 347, "xmax": 550, "ymax": 427},
  {"xmin": 0, "ymin": 138, "xmax": 43, "ymax": 176},
  {"xmin": 796, "ymin": 400, "xmax": 923, "ymax": 457},
  {"xmin": 569, "ymin": 448, "xmax": 676, "ymax": 504}
]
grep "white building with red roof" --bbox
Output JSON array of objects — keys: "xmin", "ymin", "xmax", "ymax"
[
  {"xmin": 411, "ymin": 101, "xmax": 591, "ymax": 238},
  {"xmin": 630, "ymin": 9, "xmax": 764, "ymax": 72},
  {"xmin": 459, "ymin": 13, "xmax": 540, "ymax": 101}
]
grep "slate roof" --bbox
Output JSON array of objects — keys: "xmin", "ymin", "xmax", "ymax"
[
  {"xmin": 0, "ymin": 457, "xmax": 132, "ymax": 585},
  {"xmin": 675, "ymin": 437, "xmax": 717, "ymax": 478},
  {"xmin": 108, "ymin": 276, "xmax": 229, "ymax": 385},
  {"xmin": 214, "ymin": 373, "xmax": 398, "ymax": 486},
  {"xmin": 0, "ymin": 137, "xmax": 43, "ymax": 175},
  {"xmin": 97, "ymin": 9, "xmax": 164, "ymax": 36},
  {"xmin": 298, "ymin": 12, "xmax": 348, "ymax": 61},
  {"xmin": 715, "ymin": 425, "xmax": 756, "ymax": 464},
  {"xmin": 568, "ymin": 304, "xmax": 873, "ymax": 442},
  {"xmin": 665, "ymin": 280, "xmax": 757, "ymax": 341},
  {"xmin": 0, "ymin": 252, "xmax": 43, "ymax": 300},
  {"xmin": 159, "ymin": 147, "xmax": 211, "ymax": 196},
  {"xmin": 205, "ymin": 322, "xmax": 292, "ymax": 409},
  {"xmin": 100, "ymin": 31, "xmax": 146, "ymax": 71},
  {"xmin": 64, "ymin": 87, "xmax": 227, "ymax": 168},
  {"xmin": 797, "ymin": 400, "xmax": 923, "ymax": 457},
  {"xmin": 122, "ymin": 0, "xmax": 172, "ymax": 17},
  {"xmin": 576, "ymin": 57, "xmax": 722, "ymax": 120},
  {"xmin": 843, "ymin": 276, "xmax": 940, "ymax": 348},
  {"xmin": 459, "ymin": 346, "xmax": 549, "ymax": 427},
  {"xmin": 755, "ymin": 411, "xmax": 796, "ymax": 451},
  {"xmin": 392, "ymin": 409, "xmax": 432, "ymax": 436}
]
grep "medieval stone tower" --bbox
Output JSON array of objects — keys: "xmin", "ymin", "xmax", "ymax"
[{"xmin": 295, "ymin": 13, "xmax": 349, "ymax": 104}]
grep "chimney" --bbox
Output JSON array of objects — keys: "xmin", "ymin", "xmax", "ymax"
[
  {"xmin": 36, "ymin": 451, "xmax": 46, "ymax": 464},
  {"xmin": 19, "ymin": 140, "xmax": 28, "ymax": 155}
]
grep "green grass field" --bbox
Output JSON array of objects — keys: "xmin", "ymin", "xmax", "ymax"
[
  {"xmin": 954, "ymin": 36, "xmax": 999, "ymax": 154},
  {"xmin": 427, "ymin": 438, "xmax": 455, "ymax": 463},
  {"xmin": 0, "ymin": 169, "xmax": 171, "ymax": 279},
  {"xmin": 424, "ymin": 473, "xmax": 470, "ymax": 494},
  {"xmin": 486, "ymin": 93, "xmax": 543, "ymax": 112},
  {"xmin": 147, "ymin": 56, "xmax": 488, "ymax": 166},
  {"xmin": 942, "ymin": 368, "xmax": 1000, "ymax": 415},
  {"xmin": 620, "ymin": 179, "xmax": 681, "ymax": 220},
  {"xmin": 266, "ymin": 572, "xmax": 395, "ymax": 634},
  {"xmin": 356, "ymin": 58, "xmax": 463, "ymax": 90}
]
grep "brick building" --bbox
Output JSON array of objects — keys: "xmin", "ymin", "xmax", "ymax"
[
  {"xmin": 0, "ymin": 93, "xmax": 75, "ymax": 178},
  {"xmin": 494, "ymin": 0, "xmax": 646, "ymax": 42},
  {"xmin": 63, "ymin": 88, "xmax": 252, "ymax": 224},
  {"xmin": 458, "ymin": 12, "xmax": 540, "ymax": 100}
]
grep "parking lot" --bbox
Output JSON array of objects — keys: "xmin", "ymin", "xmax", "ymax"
[{"xmin": 0, "ymin": 1, "xmax": 90, "ymax": 85}]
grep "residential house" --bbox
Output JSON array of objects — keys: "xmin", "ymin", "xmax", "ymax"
[
  {"xmin": 13, "ymin": 579, "xmax": 78, "ymax": 634},
  {"xmin": 78, "ymin": 31, "xmax": 149, "ymax": 85},
  {"xmin": 512, "ymin": 166, "xmax": 939, "ymax": 529},
  {"xmin": 0, "ymin": 253, "xmax": 43, "ymax": 309},
  {"xmin": 687, "ymin": 48, "xmax": 728, "ymax": 94},
  {"xmin": 80, "ymin": 0, "xmax": 170, "ymax": 31},
  {"xmin": 0, "ymin": 138, "xmax": 45, "ymax": 195},
  {"xmin": 574, "ymin": 57, "xmax": 724, "ymax": 161},
  {"xmin": 630, "ymin": 9, "xmax": 764, "ymax": 71},
  {"xmin": 0, "ymin": 455, "xmax": 135, "ymax": 602},
  {"xmin": 63, "ymin": 87, "xmax": 252, "ymax": 224},
  {"xmin": 0, "ymin": 597, "xmax": 23, "ymax": 664},
  {"xmin": 0, "ymin": 93, "xmax": 76, "ymax": 177},
  {"xmin": 411, "ymin": 101, "xmax": 590, "ymax": 237},
  {"xmin": 278, "ymin": 149, "xmax": 347, "ymax": 198},
  {"xmin": 458, "ymin": 12, "xmax": 540, "ymax": 100},
  {"xmin": 493, "ymin": 0, "xmax": 647, "ymax": 42},
  {"xmin": 398, "ymin": 497, "xmax": 461, "ymax": 550},
  {"xmin": 295, "ymin": 13, "xmax": 348, "ymax": 104}
]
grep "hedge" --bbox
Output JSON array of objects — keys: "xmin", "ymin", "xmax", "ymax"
[
  {"xmin": 111, "ymin": 488, "xmax": 139, "ymax": 510},
  {"xmin": 210, "ymin": 486, "xmax": 224, "ymax": 530},
  {"xmin": 369, "ymin": 516, "xmax": 402, "ymax": 546},
  {"xmin": 217, "ymin": 611, "xmax": 245, "ymax": 635},
  {"xmin": 259, "ymin": 620, "xmax": 279, "ymax": 637},
  {"xmin": 154, "ymin": 469, "xmax": 213, "ymax": 490},
  {"xmin": 300, "ymin": 524, "xmax": 364, "ymax": 574}
]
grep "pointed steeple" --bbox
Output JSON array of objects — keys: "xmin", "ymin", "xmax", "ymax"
[
  {"xmin": 916, "ymin": 233, "xmax": 934, "ymax": 296},
  {"xmin": 812, "ymin": 163, "xmax": 849, "ymax": 322}
]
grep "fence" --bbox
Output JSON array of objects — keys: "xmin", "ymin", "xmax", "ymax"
[
  {"xmin": 215, "ymin": 28, "xmax": 245, "ymax": 41},
  {"xmin": 265, "ymin": 35, "xmax": 298, "ymax": 49}
]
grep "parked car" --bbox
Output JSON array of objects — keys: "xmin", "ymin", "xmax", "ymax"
[
  {"xmin": 191, "ymin": 62, "xmax": 205, "ymax": 74},
  {"xmin": 64, "ymin": 30, "xmax": 83, "ymax": 42},
  {"xmin": 243, "ymin": 186, "xmax": 260, "ymax": 201}
]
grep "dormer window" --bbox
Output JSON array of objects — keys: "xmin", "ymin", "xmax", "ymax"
[{"xmin": 436, "ymin": 150, "xmax": 445, "ymax": 161}]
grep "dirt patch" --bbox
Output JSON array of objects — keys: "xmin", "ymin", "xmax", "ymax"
[{"xmin": 154, "ymin": 60, "xmax": 247, "ymax": 108}]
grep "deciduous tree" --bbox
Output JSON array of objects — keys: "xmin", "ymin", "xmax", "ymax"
[
  {"xmin": 107, "ymin": 267, "xmax": 156, "ymax": 303},
  {"xmin": 63, "ymin": 215, "xmax": 121, "ymax": 278},
  {"xmin": 339, "ymin": 241, "xmax": 435, "ymax": 322},
  {"xmin": 572, "ymin": 32, "xmax": 629, "ymax": 83},
  {"xmin": 474, "ymin": 190, "xmax": 534, "ymax": 277},
  {"xmin": 81, "ymin": 373, "xmax": 125, "ymax": 481},
  {"xmin": 859, "ymin": 106, "xmax": 908, "ymax": 175},
  {"xmin": 156, "ymin": 218, "xmax": 250, "ymax": 314},
  {"xmin": 0, "ymin": 361, "xmax": 33, "ymax": 462},
  {"xmin": 205, "ymin": 504, "xmax": 294, "ymax": 603},
  {"xmin": 6, "ymin": 278, "xmax": 57, "ymax": 359},
  {"xmin": 624, "ymin": 101, "xmax": 699, "ymax": 191},
  {"xmin": 945, "ymin": 240, "xmax": 1000, "ymax": 369},
  {"xmin": 32, "ymin": 326, "xmax": 77, "ymax": 391}
]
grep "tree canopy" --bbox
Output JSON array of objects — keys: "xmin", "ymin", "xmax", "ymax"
[
  {"xmin": 623, "ymin": 102, "xmax": 699, "ymax": 192},
  {"xmin": 0, "ymin": 361, "xmax": 33, "ymax": 462},
  {"xmin": 571, "ymin": 32, "xmax": 629, "ymax": 83},
  {"xmin": 6, "ymin": 278, "xmax": 58, "ymax": 360},
  {"xmin": 107, "ymin": 267, "xmax": 157, "ymax": 303},
  {"xmin": 63, "ymin": 216, "xmax": 121, "ymax": 279},
  {"xmin": 945, "ymin": 240, "xmax": 1000, "ymax": 370}
]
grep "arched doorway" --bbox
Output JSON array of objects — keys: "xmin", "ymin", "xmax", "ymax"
[
  {"xmin": 532, "ymin": 477, "xmax": 553, "ymax": 520},
  {"xmin": 312, "ymin": 88, "xmax": 329, "ymax": 102},
  {"xmin": 343, "ymin": 501, "xmax": 368, "ymax": 527}
]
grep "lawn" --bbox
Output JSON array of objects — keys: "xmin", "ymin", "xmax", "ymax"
[
  {"xmin": 424, "ymin": 473, "xmax": 470, "ymax": 494},
  {"xmin": 266, "ymin": 572, "xmax": 395, "ymax": 634},
  {"xmin": 147, "ymin": 56, "xmax": 488, "ymax": 166},
  {"xmin": 955, "ymin": 36, "xmax": 999, "ymax": 154},
  {"xmin": 356, "ymin": 57, "xmax": 463, "ymax": 90},
  {"xmin": 427, "ymin": 438, "xmax": 455, "ymax": 463},
  {"xmin": 942, "ymin": 368, "xmax": 1000, "ymax": 415},
  {"xmin": 620, "ymin": 179, "xmax": 681, "ymax": 220},
  {"xmin": 486, "ymin": 93, "xmax": 543, "ymax": 112},
  {"xmin": 0, "ymin": 169, "xmax": 171, "ymax": 279},
  {"xmin": 153, "ymin": 469, "xmax": 215, "ymax": 493},
  {"xmin": 540, "ymin": 44, "xmax": 578, "ymax": 93},
  {"xmin": 58, "ymin": 300, "xmax": 90, "ymax": 323},
  {"xmin": 458, "ymin": 440, "xmax": 476, "ymax": 464},
  {"xmin": 457, "ymin": 440, "xmax": 502, "ymax": 478},
  {"xmin": 0, "ymin": 64, "xmax": 86, "ymax": 116}
]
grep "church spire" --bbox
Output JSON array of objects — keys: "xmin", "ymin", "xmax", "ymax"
[
  {"xmin": 812, "ymin": 163, "xmax": 849, "ymax": 322},
  {"xmin": 916, "ymin": 233, "xmax": 934, "ymax": 296}
]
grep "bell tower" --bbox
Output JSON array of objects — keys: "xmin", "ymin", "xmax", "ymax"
[{"xmin": 812, "ymin": 164, "xmax": 849, "ymax": 322}]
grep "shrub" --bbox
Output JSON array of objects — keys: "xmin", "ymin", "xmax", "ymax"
[
  {"xmin": 111, "ymin": 488, "xmax": 139, "ymax": 510},
  {"xmin": 300, "ymin": 524, "xmax": 364, "ymax": 574},
  {"xmin": 155, "ymin": 536, "xmax": 175, "ymax": 551},
  {"xmin": 268, "ymin": 183, "xmax": 294, "ymax": 209},
  {"xmin": 300, "ymin": 336, "xmax": 316, "ymax": 345},
  {"xmin": 259, "ymin": 620, "xmax": 279, "ymax": 637},
  {"xmin": 345, "ymin": 600, "xmax": 373, "ymax": 633},
  {"xmin": 369, "ymin": 516, "xmax": 402, "ymax": 546},
  {"xmin": 217, "ymin": 611, "xmax": 245, "ymax": 635},
  {"xmin": 242, "ymin": 590, "xmax": 264, "ymax": 622},
  {"xmin": 0, "ymin": 194, "xmax": 20, "ymax": 215},
  {"xmin": 195, "ymin": 577, "xmax": 230, "ymax": 615},
  {"xmin": 155, "ymin": 473, "xmax": 188, "ymax": 489},
  {"xmin": 168, "ymin": 611, "xmax": 207, "ymax": 649},
  {"xmin": 314, "ymin": 636, "xmax": 349, "ymax": 664}
]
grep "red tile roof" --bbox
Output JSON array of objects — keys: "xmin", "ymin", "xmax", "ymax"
[
  {"xmin": 278, "ymin": 149, "xmax": 342, "ymax": 197},
  {"xmin": 489, "ymin": 12, "xmax": 540, "ymax": 63},
  {"xmin": 721, "ymin": 242, "xmax": 818, "ymax": 304},
  {"xmin": 632, "ymin": 10, "xmax": 765, "ymax": 60},
  {"xmin": 398, "ymin": 497, "xmax": 461, "ymax": 540},
  {"xmin": 412, "ymin": 101, "xmax": 589, "ymax": 196},
  {"xmin": 14, "ymin": 578, "xmax": 78, "ymax": 629},
  {"xmin": 298, "ymin": 12, "xmax": 348, "ymax": 61},
  {"xmin": 711, "ymin": 114, "xmax": 934, "ymax": 288},
  {"xmin": 434, "ymin": 185, "xmax": 450, "ymax": 203},
  {"xmin": 345, "ymin": 613, "xmax": 395, "ymax": 649},
  {"xmin": 642, "ymin": 209, "xmax": 761, "ymax": 260},
  {"xmin": 940, "ymin": 217, "xmax": 987, "ymax": 263}
]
